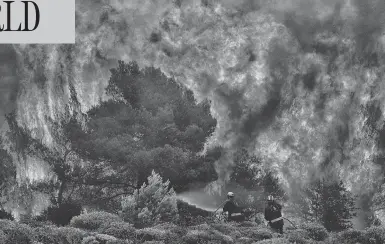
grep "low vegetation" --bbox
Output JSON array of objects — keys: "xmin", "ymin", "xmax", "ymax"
[{"xmin": 2, "ymin": 215, "xmax": 385, "ymax": 244}]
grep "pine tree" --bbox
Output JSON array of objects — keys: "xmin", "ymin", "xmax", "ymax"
[
  {"xmin": 306, "ymin": 179, "xmax": 357, "ymax": 231},
  {"xmin": 120, "ymin": 170, "xmax": 179, "ymax": 228},
  {"xmin": 262, "ymin": 171, "xmax": 285, "ymax": 199}
]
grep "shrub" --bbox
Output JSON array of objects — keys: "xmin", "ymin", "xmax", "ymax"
[
  {"xmin": 329, "ymin": 229, "xmax": 365, "ymax": 244},
  {"xmin": 182, "ymin": 224, "xmax": 233, "ymax": 244},
  {"xmin": 238, "ymin": 227, "xmax": 272, "ymax": 241},
  {"xmin": 35, "ymin": 226, "xmax": 88, "ymax": 244},
  {"xmin": 178, "ymin": 214, "xmax": 211, "ymax": 226},
  {"xmin": 121, "ymin": 171, "xmax": 179, "ymax": 228},
  {"xmin": 0, "ymin": 210, "xmax": 13, "ymax": 221},
  {"xmin": 176, "ymin": 200, "xmax": 214, "ymax": 226},
  {"xmin": 237, "ymin": 221, "xmax": 257, "ymax": 228},
  {"xmin": 70, "ymin": 211, "xmax": 122, "ymax": 230},
  {"xmin": 301, "ymin": 222, "xmax": 328, "ymax": 241},
  {"xmin": 190, "ymin": 223, "xmax": 212, "ymax": 231},
  {"xmin": 363, "ymin": 226, "xmax": 385, "ymax": 244},
  {"xmin": 0, "ymin": 230, "xmax": 7, "ymax": 244},
  {"xmin": 40, "ymin": 203, "xmax": 82, "ymax": 226},
  {"xmin": 254, "ymin": 213, "xmax": 266, "ymax": 225},
  {"xmin": 0, "ymin": 219, "xmax": 35, "ymax": 244},
  {"xmin": 210, "ymin": 223, "xmax": 241, "ymax": 239},
  {"xmin": 19, "ymin": 214, "xmax": 54, "ymax": 228},
  {"xmin": 81, "ymin": 236, "xmax": 99, "ymax": 244},
  {"xmin": 98, "ymin": 222, "xmax": 135, "ymax": 240},
  {"xmin": 150, "ymin": 223, "xmax": 187, "ymax": 237},
  {"xmin": 56, "ymin": 227, "xmax": 88, "ymax": 244},
  {"xmin": 236, "ymin": 237, "xmax": 254, "ymax": 244},
  {"xmin": 106, "ymin": 240, "xmax": 132, "ymax": 244},
  {"xmin": 254, "ymin": 238, "xmax": 290, "ymax": 244},
  {"xmin": 135, "ymin": 227, "xmax": 178, "ymax": 243},
  {"xmin": 286, "ymin": 229, "xmax": 310, "ymax": 244},
  {"xmin": 95, "ymin": 233, "xmax": 118, "ymax": 242},
  {"xmin": 34, "ymin": 227, "xmax": 63, "ymax": 244},
  {"xmin": 176, "ymin": 200, "xmax": 211, "ymax": 216}
]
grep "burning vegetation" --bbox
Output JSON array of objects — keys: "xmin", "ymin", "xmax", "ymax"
[{"xmin": 1, "ymin": 0, "xmax": 385, "ymax": 243}]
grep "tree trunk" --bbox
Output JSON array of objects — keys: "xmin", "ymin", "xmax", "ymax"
[
  {"xmin": 58, "ymin": 180, "xmax": 66, "ymax": 206},
  {"xmin": 57, "ymin": 148, "xmax": 71, "ymax": 206},
  {"xmin": 136, "ymin": 178, "xmax": 140, "ymax": 209}
]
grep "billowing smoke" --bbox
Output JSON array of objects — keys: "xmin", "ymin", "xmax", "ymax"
[
  {"xmin": 0, "ymin": 45, "xmax": 19, "ymax": 130},
  {"xmin": 2, "ymin": 0, "xmax": 385, "ymax": 223}
]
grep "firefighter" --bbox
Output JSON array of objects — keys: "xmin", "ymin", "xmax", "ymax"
[
  {"xmin": 264, "ymin": 195, "xmax": 284, "ymax": 234},
  {"xmin": 223, "ymin": 192, "xmax": 244, "ymax": 222}
]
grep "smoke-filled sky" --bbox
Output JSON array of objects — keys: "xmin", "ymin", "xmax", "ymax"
[
  {"xmin": 1, "ymin": 0, "xmax": 385, "ymax": 201},
  {"xmin": 0, "ymin": 45, "xmax": 19, "ymax": 129}
]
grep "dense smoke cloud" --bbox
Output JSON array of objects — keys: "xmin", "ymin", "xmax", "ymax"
[
  {"xmin": 2, "ymin": 0, "xmax": 385, "ymax": 218},
  {"xmin": 0, "ymin": 45, "xmax": 19, "ymax": 130}
]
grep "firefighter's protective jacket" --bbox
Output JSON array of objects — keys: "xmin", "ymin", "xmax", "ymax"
[
  {"xmin": 223, "ymin": 200, "xmax": 239, "ymax": 220},
  {"xmin": 264, "ymin": 201, "xmax": 282, "ymax": 222}
]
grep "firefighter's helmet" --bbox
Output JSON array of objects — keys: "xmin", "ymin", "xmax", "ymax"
[{"xmin": 227, "ymin": 192, "xmax": 235, "ymax": 198}]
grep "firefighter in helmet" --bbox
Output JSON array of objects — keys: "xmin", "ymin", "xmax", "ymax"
[
  {"xmin": 223, "ymin": 192, "xmax": 243, "ymax": 221},
  {"xmin": 264, "ymin": 195, "xmax": 284, "ymax": 234}
]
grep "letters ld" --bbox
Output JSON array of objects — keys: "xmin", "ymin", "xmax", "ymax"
[{"xmin": 0, "ymin": 1, "xmax": 40, "ymax": 32}]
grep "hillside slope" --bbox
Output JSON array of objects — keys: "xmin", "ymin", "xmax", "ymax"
[{"xmin": 1, "ymin": 214, "xmax": 384, "ymax": 244}]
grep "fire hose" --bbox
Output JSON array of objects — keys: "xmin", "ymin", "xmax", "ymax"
[
  {"xmin": 211, "ymin": 200, "xmax": 228, "ymax": 221},
  {"xmin": 282, "ymin": 217, "xmax": 297, "ymax": 229},
  {"xmin": 212, "ymin": 199, "xmax": 228, "ymax": 215},
  {"xmin": 264, "ymin": 216, "xmax": 297, "ymax": 229}
]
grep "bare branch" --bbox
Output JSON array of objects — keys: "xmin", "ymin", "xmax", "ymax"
[
  {"xmin": 73, "ymin": 178, "xmax": 137, "ymax": 189},
  {"xmin": 92, "ymin": 191, "xmax": 133, "ymax": 203}
]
